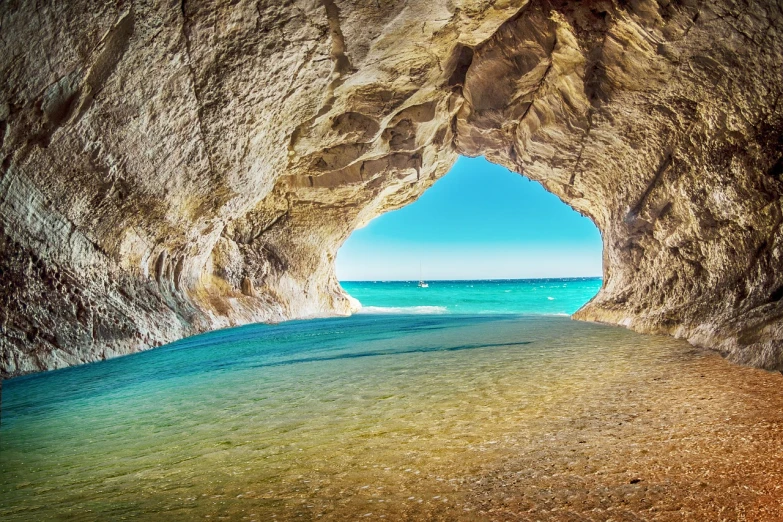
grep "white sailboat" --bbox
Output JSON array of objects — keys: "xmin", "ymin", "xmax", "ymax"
[{"xmin": 418, "ymin": 263, "xmax": 428, "ymax": 288}]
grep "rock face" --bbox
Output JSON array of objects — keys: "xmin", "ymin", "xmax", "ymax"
[{"xmin": 0, "ymin": 0, "xmax": 781, "ymax": 378}]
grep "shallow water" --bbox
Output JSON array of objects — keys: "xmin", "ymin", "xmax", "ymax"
[
  {"xmin": 2, "ymin": 314, "xmax": 782, "ymax": 521},
  {"xmin": 342, "ymin": 277, "xmax": 602, "ymax": 315}
]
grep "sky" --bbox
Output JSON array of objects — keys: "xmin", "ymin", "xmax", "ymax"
[{"xmin": 336, "ymin": 156, "xmax": 603, "ymax": 281}]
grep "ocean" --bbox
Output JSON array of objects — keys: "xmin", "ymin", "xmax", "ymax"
[
  {"xmin": 342, "ymin": 277, "xmax": 603, "ymax": 316},
  {"xmin": 2, "ymin": 278, "xmax": 782, "ymax": 520}
]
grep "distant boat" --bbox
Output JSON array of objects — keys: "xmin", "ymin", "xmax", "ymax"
[{"xmin": 418, "ymin": 263, "xmax": 428, "ymax": 288}]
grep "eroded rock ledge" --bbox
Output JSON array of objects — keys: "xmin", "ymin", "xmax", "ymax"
[{"xmin": 1, "ymin": 0, "xmax": 781, "ymax": 378}]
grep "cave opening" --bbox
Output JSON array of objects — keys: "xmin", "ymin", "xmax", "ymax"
[{"xmin": 336, "ymin": 155, "xmax": 603, "ymax": 315}]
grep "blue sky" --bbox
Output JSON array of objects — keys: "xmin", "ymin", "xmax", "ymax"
[{"xmin": 336, "ymin": 156, "xmax": 603, "ymax": 281}]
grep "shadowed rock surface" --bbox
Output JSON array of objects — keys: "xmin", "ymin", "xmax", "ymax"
[{"xmin": 0, "ymin": 0, "xmax": 781, "ymax": 377}]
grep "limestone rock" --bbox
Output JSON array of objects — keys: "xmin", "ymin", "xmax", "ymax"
[{"xmin": 1, "ymin": 0, "xmax": 782, "ymax": 377}]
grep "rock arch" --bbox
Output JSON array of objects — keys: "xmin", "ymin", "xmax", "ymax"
[{"xmin": 1, "ymin": 0, "xmax": 782, "ymax": 377}]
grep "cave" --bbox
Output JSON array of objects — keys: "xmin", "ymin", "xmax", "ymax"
[{"xmin": 1, "ymin": 0, "xmax": 782, "ymax": 380}]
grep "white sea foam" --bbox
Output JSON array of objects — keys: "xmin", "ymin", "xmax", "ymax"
[
  {"xmin": 358, "ymin": 306, "xmax": 449, "ymax": 315},
  {"xmin": 347, "ymin": 295, "xmax": 363, "ymax": 313}
]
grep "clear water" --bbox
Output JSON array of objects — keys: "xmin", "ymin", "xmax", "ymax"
[
  {"xmin": 342, "ymin": 277, "xmax": 602, "ymax": 315},
  {"xmin": 3, "ymin": 281, "xmax": 782, "ymax": 520}
]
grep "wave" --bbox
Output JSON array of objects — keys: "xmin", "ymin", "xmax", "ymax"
[{"xmin": 357, "ymin": 305, "xmax": 449, "ymax": 315}]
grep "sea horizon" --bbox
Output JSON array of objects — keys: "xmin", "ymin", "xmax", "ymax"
[{"xmin": 339, "ymin": 275, "xmax": 603, "ymax": 283}]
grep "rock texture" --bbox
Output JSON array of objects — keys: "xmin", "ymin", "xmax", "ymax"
[{"xmin": 0, "ymin": 0, "xmax": 781, "ymax": 378}]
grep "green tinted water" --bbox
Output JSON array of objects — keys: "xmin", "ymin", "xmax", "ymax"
[{"xmin": 1, "ymin": 314, "xmax": 737, "ymax": 520}]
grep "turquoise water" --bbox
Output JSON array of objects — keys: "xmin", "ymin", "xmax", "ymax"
[
  {"xmin": 1, "ymin": 278, "xmax": 616, "ymax": 520},
  {"xmin": 0, "ymin": 279, "xmax": 602, "ymax": 519},
  {"xmin": 3, "ymin": 280, "xmax": 782, "ymax": 520},
  {"xmin": 1, "ymin": 313, "xmax": 661, "ymax": 521},
  {"xmin": 342, "ymin": 277, "xmax": 602, "ymax": 315}
]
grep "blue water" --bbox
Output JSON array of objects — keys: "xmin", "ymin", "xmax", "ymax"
[
  {"xmin": 3, "ymin": 278, "xmax": 780, "ymax": 519},
  {"xmin": 1, "ymin": 278, "xmax": 607, "ymax": 520},
  {"xmin": 342, "ymin": 277, "xmax": 602, "ymax": 316}
]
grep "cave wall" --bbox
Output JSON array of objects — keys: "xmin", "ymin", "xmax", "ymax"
[{"xmin": 0, "ymin": 0, "xmax": 781, "ymax": 378}]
